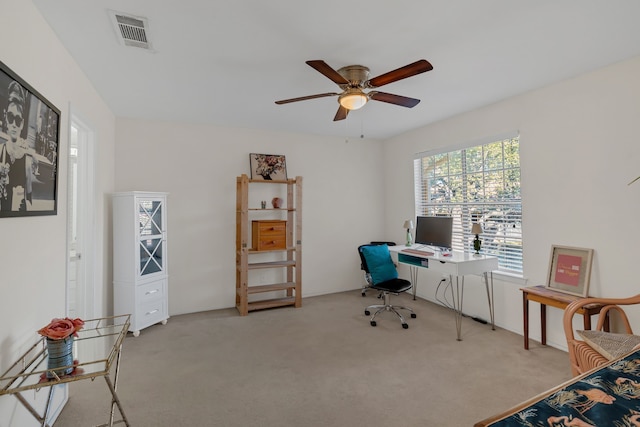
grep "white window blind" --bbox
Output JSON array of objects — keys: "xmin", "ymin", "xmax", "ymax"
[{"xmin": 413, "ymin": 134, "xmax": 522, "ymax": 274}]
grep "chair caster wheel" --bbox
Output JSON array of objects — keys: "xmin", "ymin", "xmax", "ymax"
[
  {"xmin": 411, "ymin": 313, "xmax": 417, "ymax": 318},
  {"xmin": 364, "ymin": 310, "xmax": 370, "ymax": 316},
  {"xmin": 361, "ymin": 292, "xmax": 366, "ymax": 297},
  {"xmin": 402, "ymin": 323, "xmax": 409, "ymax": 329},
  {"xmin": 370, "ymin": 321, "xmax": 377, "ymax": 327}
]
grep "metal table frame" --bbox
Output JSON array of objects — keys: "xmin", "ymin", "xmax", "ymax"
[{"xmin": 0, "ymin": 315, "xmax": 131, "ymax": 427}]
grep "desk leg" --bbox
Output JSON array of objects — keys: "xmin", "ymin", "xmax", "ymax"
[
  {"xmin": 452, "ymin": 275, "xmax": 465, "ymax": 341},
  {"xmin": 409, "ymin": 266, "xmax": 419, "ymax": 300},
  {"xmin": 523, "ymin": 293, "xmax": 529, "ymax": 350},
  {"xmin": 483, "ymin": 271, "xmax": 495, "ymax": 331}
]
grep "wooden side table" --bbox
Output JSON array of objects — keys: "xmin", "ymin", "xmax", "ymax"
[{"xmin": 521, "ymin": 285, "xmax": 609, "ymax": 350}]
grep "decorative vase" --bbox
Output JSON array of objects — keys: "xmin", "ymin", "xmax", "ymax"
[
  {"xmin": 473, "ymin": 236, "xmax": 482, "ymax": 254},
  {"xmin": 46, "ymin": 336, "xmax": 74, "ymax": 378},
  {"xmin": 271, "ymin": 197, "xmax": 283, "ymax": 209}
]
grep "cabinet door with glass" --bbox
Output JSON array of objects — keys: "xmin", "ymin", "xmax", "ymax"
[
  {"xmin": 113, "ymin": 191, "xmax": 168, "ymax": 284},
  {"xmin": 137, "ymin": 197, "xmax": 167, "ymax": 279}
]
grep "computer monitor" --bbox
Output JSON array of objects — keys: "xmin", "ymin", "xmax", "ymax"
[{"xmin": 414, "ymin": 216, "xmax": 453, "ymax": 251}]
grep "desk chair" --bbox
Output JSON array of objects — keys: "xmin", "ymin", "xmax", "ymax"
[
  {"xmin": 358, "ymin": 244, "xmax": 416, "ymax": 329},
  {"xmin": 360, "ymin": 241, "xmax": 396, "ymax": 297}
]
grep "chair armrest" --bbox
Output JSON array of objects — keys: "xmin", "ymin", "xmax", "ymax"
[
  {"xmin": 564, "ymin": 294, "xmax": 640, "ymax": 336},
  {"xmin": 563, "ymin": 294, "xmax": 640, "ymax": 376}
]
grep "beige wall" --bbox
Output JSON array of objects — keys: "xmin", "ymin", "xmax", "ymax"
[
  {"xmin": 0, "ymin": 0, "xmax": 116, "ymax": 423},
  {"xmin": 115, "ymin": 119, "xmax": 385, "ymax": 315},
  {"xmin": 384, "ymin": 55, "xmax": 640, "ymax": 348}
]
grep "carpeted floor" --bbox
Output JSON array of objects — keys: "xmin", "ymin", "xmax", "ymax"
[{"xmin": 54, "ymin": 291, "xmax": 572, "ymax": 426}]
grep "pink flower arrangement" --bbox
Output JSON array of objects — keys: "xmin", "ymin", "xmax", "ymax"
[{"xmin": 37, "ymin": 317, "xmax": 84, "ymax": 340}]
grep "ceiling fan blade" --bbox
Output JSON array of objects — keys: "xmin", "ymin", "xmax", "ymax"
[
  {"xmin": 366, "ymin": 59, "xmax": 433, "ymax": 88},
  {"xmin": 306, "ymin": 60, "xmax": 350, "ymax": 85},
  {"xmin": 275, "ymin": 92, "xmax": 339, "ymax": 105},
  {"xmin": 333, "ymin": 105, "xmax": 349, "ymax": 121},
  {"xmin": 369, "ymin": 91, "xmax": 421, "ymax": 108}
]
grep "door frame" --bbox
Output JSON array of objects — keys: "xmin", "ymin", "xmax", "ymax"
[{"xmin": 66, "ymin": 110, "xmax": 97, "ymax": 320}]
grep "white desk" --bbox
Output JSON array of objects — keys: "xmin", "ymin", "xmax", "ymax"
[{"xmin": 389, "ymin": 245, "xmax": 499, "ymax": 340}]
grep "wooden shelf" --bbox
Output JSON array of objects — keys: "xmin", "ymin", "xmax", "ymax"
[
  {"xmin": 235, "ymin": 174, "xmax": 302, "ymax": 316},
  {"xmin": 247, "ymin": 179, "xmax": 292, "ymax": 184},
  {"xmin": 246, "ymin": 208, "xmax": 296, "ymax": 212},
  {"xmin": 242, "ymin": 282, "xmax": 296, "ymax": 294},
  {"xmin": 244, "ymin": 297, "xmax": 296, "ymax": 312},
  {"xmin": 246, "ymin": 247, "xmax": 296, "ymax": 254},
  {"xmin": 247, "ymin": 260, "xmax": 296, "ymax": 270}
]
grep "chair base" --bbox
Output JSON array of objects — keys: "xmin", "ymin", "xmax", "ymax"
[{"xmin": 365, "ymin": 292, "xmax": 416, "ymax": 329}]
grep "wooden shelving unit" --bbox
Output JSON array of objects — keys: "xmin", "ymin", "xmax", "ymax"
[{"xmin": 235, "ymin": 174, "xmax": 302, "ymax": 315}]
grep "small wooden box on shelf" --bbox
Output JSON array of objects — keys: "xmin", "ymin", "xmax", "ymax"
[
  {"xmin": 236, "ymin": 174, "xmax": 302, "ymax": 316},
  {"xmin": 252, "ymin": 220, "xmax": 287, "ymax": 250}
]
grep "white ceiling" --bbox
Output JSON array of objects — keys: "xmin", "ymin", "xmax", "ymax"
[{"xmin": 33, "ymin": 0, "xmax": 640, "ymax": 140}]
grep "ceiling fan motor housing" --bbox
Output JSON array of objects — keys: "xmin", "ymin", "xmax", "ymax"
[{"xmin": 337, "ymin": 65, "xmax": 370, "ymax": 89}]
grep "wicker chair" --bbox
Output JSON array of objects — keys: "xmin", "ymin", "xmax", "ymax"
[{"xmin": 563, "ymin": 294, "xmax": 640, "ymax": 376}]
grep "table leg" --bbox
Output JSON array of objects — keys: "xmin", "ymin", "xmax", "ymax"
[
  {"xmin": 541, "ymin": 304, "xmax": 547, "ymax": 346},
  {"xmin": 603, "ymin": 313, "xmax": 610, "ymax": 332},
  {"xmin": 409, "ymin": 266, "xmax": 418, "ymax": 300},
  {"xmin": 102, "ymin": 343, "xmax": 130, "ymax": 427},
  {"xmin": 14, "ymin": 391, "xmax": 54, "ymax": 427},
  {"xmin": 583, "ymin": 313, "xmax": 591, "ymax": 330},
  {"xmin": 523, "ymin": 292, "xmax": 529, "ymax": 350},
  {"xmin": 452, "ymin": 275, "xmax": 465, "ymax": 341},
  {"xmin": 483, "ymin": 271, "xmax": 495, "ymax": 331}
]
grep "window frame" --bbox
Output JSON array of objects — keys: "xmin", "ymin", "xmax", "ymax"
[{"xmin": 413, "ymin": 132, "xmax": 522, "ymax": 276}]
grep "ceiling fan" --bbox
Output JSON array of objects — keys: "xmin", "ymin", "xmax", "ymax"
[{"xmin": 275, "ymin": 59, "xmax": 433, "ymax": 121}]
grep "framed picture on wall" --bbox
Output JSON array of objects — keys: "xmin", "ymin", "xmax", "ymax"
[
  {"xmin": 546, "ymin": 245, "xmax": 594, "ymax": 297},
  {"xmin": 0, "ymin": 60, "xmax": 60, "ymax": 217},
  {"xmin": 249, "ymin": 153, "xmax": 287, "ymax": 181}
]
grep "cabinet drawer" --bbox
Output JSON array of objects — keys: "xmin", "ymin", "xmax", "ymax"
[
  {"xmin": 428, "ymin": 259, "xmax": 458, "ymax": 276},
  {"xmin": 252, "ymin": 220, "xmax": 286, "ymax": 250},
  {"xmin": 136, "ymin": 299, "xmax": 167, "ymax": 327},
  {"xmin": 137, "ymin": 280, "xmax": 166, "ymax": 303}
]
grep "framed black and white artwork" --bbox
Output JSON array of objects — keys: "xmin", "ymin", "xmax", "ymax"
[{"xmin": 0, "ymin": 60, "xmax": 60, "ymax": 217}]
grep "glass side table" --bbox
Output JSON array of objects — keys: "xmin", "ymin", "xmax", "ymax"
[{"xmin": 0, "ymin": 315, "xmax": 131, "ymax": 427}]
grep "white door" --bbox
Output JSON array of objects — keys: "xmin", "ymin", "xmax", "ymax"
[
  {"xmin": 67, "ymin": 115, "xmax": 95, "ymax": 320},
  {"xmin": 46, "ymin": 115, "xmax": 95, "ymax": 425}
]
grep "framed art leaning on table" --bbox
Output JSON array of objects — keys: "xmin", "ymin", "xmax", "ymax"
[{"xmin": 546, "ymin": 245, "xmax": 594, "ymax": 297}]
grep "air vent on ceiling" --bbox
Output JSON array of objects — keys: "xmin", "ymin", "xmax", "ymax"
[{"xmin": 109, "ymin": 10, "xmax": 153, "ymax": 50}]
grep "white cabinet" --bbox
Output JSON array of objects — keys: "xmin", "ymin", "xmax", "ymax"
[{"xmin": 113, "ymin": 191, "xmax": 169, "ymax": 336}]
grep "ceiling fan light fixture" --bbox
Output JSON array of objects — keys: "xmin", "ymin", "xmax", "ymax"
[{"xmin": 338, "ymin": 89, "xmax": 368, "ymax": 110}]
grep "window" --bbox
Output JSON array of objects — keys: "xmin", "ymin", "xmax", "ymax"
[{"xmin": 413, "ymin": 135, "xmax": 522, "ymax": 274}]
